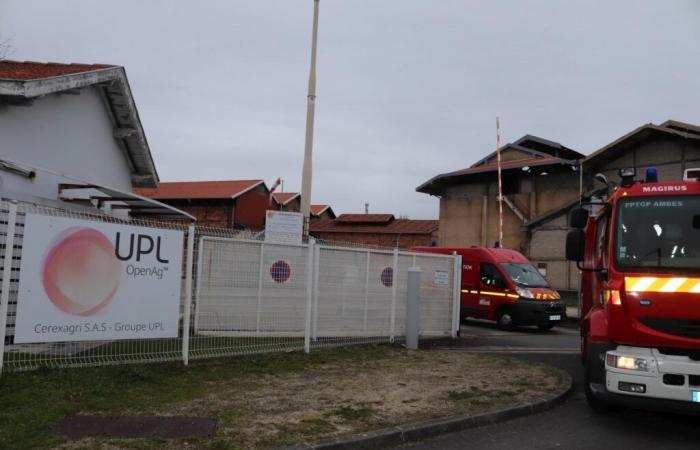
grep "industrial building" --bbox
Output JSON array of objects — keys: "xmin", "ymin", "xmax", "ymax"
[{"xmin": 417, "ymin": 120, "xmax": 700, "ymax": 298}]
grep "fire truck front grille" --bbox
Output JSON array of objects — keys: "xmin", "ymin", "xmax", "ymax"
[
  {"xmin": 658, "ymin": 348, "xmax": 700, "ymax": 361},
  {"xmin": 640, "ymin": 318, "xmax": 700, "ymax": 339}
]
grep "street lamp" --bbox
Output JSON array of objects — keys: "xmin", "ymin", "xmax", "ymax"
[{"xmin": 300, "ymin": 0, "xmax": 320, "ymax": 237}]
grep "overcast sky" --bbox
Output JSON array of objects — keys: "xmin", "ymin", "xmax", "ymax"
[{"xmin": 2, "ymin": 0, "xmax": 699, "ymax": 218}]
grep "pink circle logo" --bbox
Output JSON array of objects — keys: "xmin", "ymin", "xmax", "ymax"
[{"xmin": 42, "ymin": 227, "xmax": 121, "ymax": 316}]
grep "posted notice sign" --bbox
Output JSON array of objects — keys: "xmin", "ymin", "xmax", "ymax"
[
  {"xmin": 13, "ymin": 214, "xmax": 184, "ymax": 343},
  {"xmin": 265, "ymin": 210, "xmax": 304, "ymax": 244},
  {"xmin": 433, "ymin": 269, "xmax": 450, "ymax": 286}
]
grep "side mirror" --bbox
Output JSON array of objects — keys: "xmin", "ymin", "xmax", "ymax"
[
  {"xmin": 566, "ymin": 229, "xmax": 586, "ymax": 262},
  {"xmin": 569, "ymin": 207, "xmax": 588, "ymax": 229},
  {"xmin": 594, "ymin": 173, "xmax": 608, "ymax": 186}
]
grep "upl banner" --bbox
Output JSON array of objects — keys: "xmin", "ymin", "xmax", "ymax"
[{"xmin": 13, "ymin": 214, "xmax": 184, "ymax": 343}]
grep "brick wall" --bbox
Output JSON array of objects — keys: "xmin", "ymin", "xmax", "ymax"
[{"xmin": 153, "ymin": 199, "xmax": 234, "ymax": 228}]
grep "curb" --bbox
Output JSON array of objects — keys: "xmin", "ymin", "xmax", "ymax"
[{"xmin": 280, "ymin": 369, "xmax": 574, "ymax": 450}]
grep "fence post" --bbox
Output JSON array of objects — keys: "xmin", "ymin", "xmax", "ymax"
[
  {"xmin": 363, "ymin": 251, "xmax": 370, "ymax": 332},
  {"xmin": 256, "ymin": 243, "xmax": 265, "ymax": 333},
  {"xmin": 182, "ymin": 224, "xmax": 195, "ymax": 366},
  {"xmin": 389, "ymin": 248, "xmax": 398, "ymax": 342},
  {"xmin": 312, "ymin": 244, "xmax": 320, "ymax": 341},
  {"xmin": 451, "ymin": 253, "xmax": 462, "ymax": 338},
  {"xmin": 406, "ymin": 266, "xmax": 421, "ymax": 350},
  {"xmin": 304, "ymin": 238, "xmax": 315, "ymax": 353},
  {"xmin": 0, "ymin": 201, "xmax": 17, "ymax": 375},
  {"xmin": 193, "ymin": 236, "xmax": 204, "ymax": 333}
]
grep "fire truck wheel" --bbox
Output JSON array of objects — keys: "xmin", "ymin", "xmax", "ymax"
[
  {"xmin": 496, "ymin": 311, "xmax": 514, "ymax": 330},
  {"xmin": 584, "ymin": 344, "xmax": 613, "ymax": 413}
]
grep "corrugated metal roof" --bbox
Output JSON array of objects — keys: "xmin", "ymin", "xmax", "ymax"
[{"xmin": 135, "ymin": 180, "xmax": 264, "ymax": 200}]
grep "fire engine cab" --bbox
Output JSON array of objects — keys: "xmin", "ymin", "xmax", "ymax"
[{"xmin": 566, "ymin": 167, "xmax": 700, "ymax": 413}]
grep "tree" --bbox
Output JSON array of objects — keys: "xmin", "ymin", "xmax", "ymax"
[{"xmin": 0, "ymin": 34, "xmax": 15, "ymax": 61}]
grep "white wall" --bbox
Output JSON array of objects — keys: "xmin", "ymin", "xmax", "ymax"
[{"xmin": 0, "ymin": 86, "xmax": 133, "ymax": 205}]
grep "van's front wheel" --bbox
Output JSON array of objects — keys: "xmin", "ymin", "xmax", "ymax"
[{"xmin": 496, "ymin": 311, "xmax": 514, "ymax": 330}]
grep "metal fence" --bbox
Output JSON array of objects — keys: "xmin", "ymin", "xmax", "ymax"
[{"xmin": 0, "ymin": 199, "xmax": 461, "ymax": 372}]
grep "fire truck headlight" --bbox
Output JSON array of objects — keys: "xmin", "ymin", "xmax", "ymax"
[
  {"xmin": 607, "ymin": 354, "xmax": 649, "ymax": 372},
  {"xmin": 516, "ymin": 287, "xmax": 534, "ymax": 299}
]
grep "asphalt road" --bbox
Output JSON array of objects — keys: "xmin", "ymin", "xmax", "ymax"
[{"xmin": 402, "ymin": 320, "xmax": 700, "ymax": 450}]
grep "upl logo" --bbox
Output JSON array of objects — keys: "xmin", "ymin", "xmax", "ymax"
[{"xmin": 42, "ymin": 227, "xmax": 172, "ymax": 316}]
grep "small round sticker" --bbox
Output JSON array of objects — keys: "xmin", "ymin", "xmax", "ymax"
[
  {"xmin": 380, "ymin": 267, "xmax": 393, "ymax": 287},
  {"xmin": 270, "ymin": 260, "xmax": 291, "ymax": 283}
]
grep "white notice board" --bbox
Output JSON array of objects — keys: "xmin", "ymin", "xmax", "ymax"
[{"xmin": 265, "ymin": 211, "xmax": 304, "ymax": 244}]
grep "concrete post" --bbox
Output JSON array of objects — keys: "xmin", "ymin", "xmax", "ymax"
[
  {"xmin": 406, "ymin": 267, "xmax": 421, "ymax": 350},
  {"xmin": 182, "ymin": 224, "xmax": 196, "ymax": 366}
]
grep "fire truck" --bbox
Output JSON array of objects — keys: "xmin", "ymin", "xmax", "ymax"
[{"xmin": 566, "ymin": 167, "xmax": 700, "ymax": 413}]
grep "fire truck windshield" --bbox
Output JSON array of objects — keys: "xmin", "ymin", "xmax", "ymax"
[
  {"xmin": 615, "ymin": 196, "xmax": 700, "ymax": 271},
  {"xmin": 500, "ymin": 263, "xmax": 550, "ymax": 287}
]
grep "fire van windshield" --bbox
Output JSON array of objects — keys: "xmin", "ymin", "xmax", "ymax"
[
  {"xmin": 500, "ymin": 263, "xmax": 550, "ymax": 288},
  {"xmin": 615, "ymin": 196, "xmax": 700, "ymax": 272}
]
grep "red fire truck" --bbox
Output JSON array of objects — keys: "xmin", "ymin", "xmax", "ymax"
[{"xmin": 566, "ymin": 167, "xmax": 700, "ymax": 413}]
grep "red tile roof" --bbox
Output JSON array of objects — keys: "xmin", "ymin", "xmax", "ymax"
[
  {"xmin": 272, "ymin": 192, "xmax": 299, "ymax": 205},
  {"xmin": 310, "ymin": 218, "xmax": 438, "ymax": 235},
  {"xmin": 134, "ymin": 180, "xmax": 264, "ymax": 200},
  {"xmin": 336, "ymin": 214, "xmax": 394, "ymax": 223},
  {"xmin": 0, "ymin": 60, "xmax": 114, "ymax": 80},
  {"xmin": 310, "ymin": 204, "xmax": 330, "ymax": 215}
]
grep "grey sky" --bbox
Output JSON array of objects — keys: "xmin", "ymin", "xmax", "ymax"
[{"xmin": 2, "ymin": 0, "xmax": 699, "ymax": 218}]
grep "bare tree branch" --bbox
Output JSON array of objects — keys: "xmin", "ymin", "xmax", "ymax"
[{"xmin": 0, "ymin": 35, "xmax": 15, "ymax": 61}]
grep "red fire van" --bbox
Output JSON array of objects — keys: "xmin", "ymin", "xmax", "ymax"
[{"xmin": 414, "ymin": 246, "xmax": 566, "ymax": 330}]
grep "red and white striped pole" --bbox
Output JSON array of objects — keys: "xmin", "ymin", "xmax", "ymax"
[{"xmin": 496, "ymin": 117, "xmax": 503, "ymax": 248}]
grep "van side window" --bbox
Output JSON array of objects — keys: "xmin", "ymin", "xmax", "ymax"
[{"xmin": 480, "ymin": 263, "xmax": 508, "ymax": 290}]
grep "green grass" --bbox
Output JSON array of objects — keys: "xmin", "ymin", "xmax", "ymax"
[
  {"xmin": 327, "ymin": 405, "xmax": 376, "ymax": 422},
  {"xmin": 0, "ymin": 345, "xmax": 394, "ymax": 450}
]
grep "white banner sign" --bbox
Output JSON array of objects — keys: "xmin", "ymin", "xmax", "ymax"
[
  {"xmin": 13, "ymin": 214, "xmax": 184, "ymax": 343},
  {"xmin": 265, "ymin": 210, "xmax": 304, "ymax": 244}
]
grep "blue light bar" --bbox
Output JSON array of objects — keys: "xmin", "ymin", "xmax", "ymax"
[{"xmin": 646, "ymin": 167, "xmax": 658, "ymax": 183}]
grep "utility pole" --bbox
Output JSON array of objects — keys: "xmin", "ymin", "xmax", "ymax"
[{"xmin": 300, "ymin": 0, "xmax": 320, "ymax": 237}]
